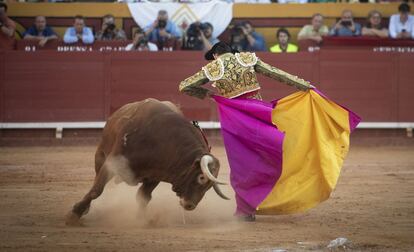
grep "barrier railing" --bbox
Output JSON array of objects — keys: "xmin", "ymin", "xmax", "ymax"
[{"xmin": 1, "ymin": 121, "xmax": 413, "ymax": 139}]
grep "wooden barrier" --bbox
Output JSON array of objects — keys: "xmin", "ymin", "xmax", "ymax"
[{"xmin": 0, "ymin": 50, "xmax": 413, "ymax": 124}]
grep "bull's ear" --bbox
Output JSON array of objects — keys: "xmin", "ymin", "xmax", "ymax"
[{"xmin": 192, "ymin": 157, "xmax": 201, "ymax": 168}]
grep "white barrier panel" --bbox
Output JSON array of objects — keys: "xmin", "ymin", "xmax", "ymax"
[{"xmin": 1, "ymin": 122, "xmax": 413, "ymax": 138}]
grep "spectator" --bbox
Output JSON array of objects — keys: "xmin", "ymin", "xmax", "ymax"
[
  {"xmin": 298, "ymin": 13, "xmax": 329, "ymax": 44},
  {"xmin": 95, "ymin": 14, "xmax": 126, "ymax": 41},
  {"xmin": 125, "ymin": 28, "xmax": 158, "ymax": 52},
  {"xmin": 183, "ymin": 22, "xmax": 219, "ymax": 51},
  {"xmin": 270, "ymin": 28, "xmax": 298, "ymax": 53},
  {"xmin": 201, "ymin": 22, "xmax": 219, "ymax": 51},
  {"xmin": 63, "ymin": 15, "xmax": 94, "ymax": 44},
  {"xmin": 389, "ymin": 3, "xmax": 414, "ymax": 39},
  {"xmin": 241, "ymin": 21, "xmax": 266, "ymax": 51},
  {"xmin": 362, "ymin": 10, "xmax": 389, "ymax": 38},
  {"xmin": 230, "ymin": 21, "xmax": 267, "ymax": 52},
  {"xmin": 329, "ymin": 10, "xmax": 362, "ymax": 37},
  {"xmin": 144, "ymin": 10, "xmax": 182, "ymax": 49},
  {"xmin": 0, "ymin": 2, "xmax": 16, "ymax": 50},
  {"xmin": 23, "ymin": 16, "xmax": 58, "ymax": 47}
]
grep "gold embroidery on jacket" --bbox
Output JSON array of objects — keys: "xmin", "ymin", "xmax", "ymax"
[
  {"xmin": 210, "ymin": 54, "xmax": 261, "ymax": 98},
  {"xmin": 254, "ymin": 60, "xmax": 310, "ymax": 90},
  {"xmin": 235, "ymin": 52, "xmax": 258, "ymax": 67},
  {"xmin": 178, "ymin": 70, "xmax": 209, "ymax": 99},
  {"xmin": 202, "ymin": 59, "xmax": 224, "ymax": 81}
]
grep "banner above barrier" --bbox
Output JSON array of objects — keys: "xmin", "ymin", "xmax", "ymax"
[{"xmin": 127, "ymin": 1, "xmax": 233, "ymax": 38}]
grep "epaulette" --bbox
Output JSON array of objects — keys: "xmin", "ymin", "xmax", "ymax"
[
  {"xmin": 235, "ymin": 52, "xmax": 258, "ymax": 67},
  {"xmin": 202, "ymin": 59, "xmax": 224, "ymax": 81}
]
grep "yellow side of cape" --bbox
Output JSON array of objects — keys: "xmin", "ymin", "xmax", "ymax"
[{"xmin": 257, "ymin": 90, "xmax": 351, "ymax": 214}]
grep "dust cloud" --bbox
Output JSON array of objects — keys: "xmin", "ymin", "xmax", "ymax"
[{"xmin": 84, "ymin": 179, "xmax": 239, "ymax": 230}]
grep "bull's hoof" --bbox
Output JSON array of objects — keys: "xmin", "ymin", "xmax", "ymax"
[{"xmin": 65, "ymin": 211, "xmax": 82, "ymax": 226}]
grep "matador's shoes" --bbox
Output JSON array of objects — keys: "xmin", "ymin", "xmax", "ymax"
[{"xmin": 237, "ymin": 214, "xmax": 256, "ymax": 222}]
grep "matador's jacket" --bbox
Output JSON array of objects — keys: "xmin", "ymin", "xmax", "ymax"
[{"xmin": 179, "ymin": 52, "xmax": 311, "ymax": 99}]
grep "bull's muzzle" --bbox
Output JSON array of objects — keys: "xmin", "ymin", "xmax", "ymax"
[{"xmin": 179, "ymin": 198, "xmax": 196, "ymax": 211}]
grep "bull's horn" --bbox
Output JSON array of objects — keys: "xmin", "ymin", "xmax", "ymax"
[
  {"xmin": 200, "ymin": 155, "xmax": 227, "ymax": 185},
  {"xmin": 213, "ymin": 184, "xmax": 230, "ymax": 200}
]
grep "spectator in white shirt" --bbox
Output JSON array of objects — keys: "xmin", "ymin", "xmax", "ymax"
[
  {"xmin": 389, "ymin": 3, "xmax": 414, "ymax": 39},
  {"xmin": 63, "ymin": 15, "xmax": 94, "ymax": 44}
]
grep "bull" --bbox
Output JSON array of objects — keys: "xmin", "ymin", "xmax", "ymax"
[{"xmin": 66, "ymin": 98, "xmax": 229, "ymax": 226}]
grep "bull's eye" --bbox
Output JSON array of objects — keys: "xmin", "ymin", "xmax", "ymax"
[{"xmin": 197, "ymin": 174, "xmax": 208, "ymax": 185}]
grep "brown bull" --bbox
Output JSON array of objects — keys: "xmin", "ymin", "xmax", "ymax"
[{"xmin": 66, "ymin": 98, "xmax": 228, "ymax": 226}]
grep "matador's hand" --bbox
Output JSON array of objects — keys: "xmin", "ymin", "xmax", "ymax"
[{"xmin": 206, "ymin": 90, "xmax": 216, "ymax": 98}]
